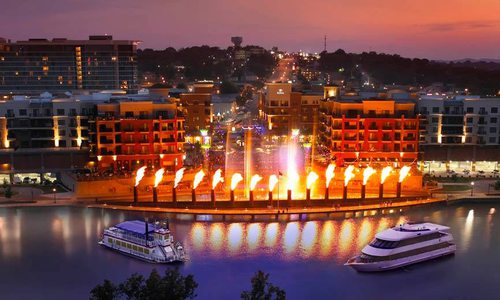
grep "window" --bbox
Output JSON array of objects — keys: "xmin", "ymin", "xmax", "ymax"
[
  {"xmin": 466, "ymin": 127, "xmax": 472, "ymax": 133},
  {"xmin": 431, "ymin": 117, "xmax": 439, "ymax": 123},
  {"xmin": 489, "ymin": 127, "xmax": 497, "ymax": 133},
  {"xmin": 431, "ymin": 137, "xmax": 438, "ymax": 143},
  {"xmin": 466, "ymin": 107, "xmax": 474, "ymax": 113},
  {"xmin": 58, "ymin": 119, "xmax": 65, "ymax": 125},
  {"xmin": 432, "ymin": 127, "xmax": 438, "ymax": 133},
  {"xmin": 492, "ymin": 107, "xmax": 498, "ymax": 114},
  {"xmin": 19, "ymin": 109, "xmax": 27, "ymax": 116},
  {"xmin": 57, "ymin": 109, "xmax": 65, "ymax": 116},
  {"xmin": 466, "ymin": 117, "xmax": 473, "ymax": 123},
  {"xmin": 70, "ymin": 109, "xmax": 77, "ymax": 116},
  {"xmin": 489, "ymin": 137, "xmax": 496, "ymax": 143},
  {"xmin": 491, "ymin": 117, "xmax": 497, "ymax": 123},
  {"xmin": 432, "ymin": 107, "xmax": 439, "ymax": 113}
]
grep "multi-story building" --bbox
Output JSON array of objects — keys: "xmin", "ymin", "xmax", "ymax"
[
  {"xmin": 319, "ymin": 98, "xmax": 420, "ymax": 166},
  {"xmin": 179, "ymin": 82, "xmax": 214, "ymax": 134},
  {"xmin": 90, "ymin": 100, "xmax": 185, "ymax": 172},
  {"xmin": 0, "ymin": 35, "xmax": 138, "ymax": 95},
  {"xmin": 259, "ymin": 82, "xmax": 322, "ymax": 136},
  {"xmin": 418, "ymin": 96, "xmax": 500, "ymax": 172}
]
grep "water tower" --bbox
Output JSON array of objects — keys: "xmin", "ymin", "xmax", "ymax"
[{"xmin": 231, "ymin": 36, "xmax": 243, "ymax": 48}]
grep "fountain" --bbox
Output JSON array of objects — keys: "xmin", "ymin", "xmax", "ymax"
[
  {"xmin": 211, "ymin": 169, "xmax": 223, "ymax": 205},
  {"xmin": 153, "ymin": 168, "xmax": 164, "ymax": 203},
  {"xmin": 192, "ymin": 170, "xmax": 205, "ymax": 202},
  {"xmin": 325, "ymin": 164, "xmax": 335, "ymax": 200},
  {"xmin": 133, "ymin": 166, "xmax": 147, "ymax": 203}
]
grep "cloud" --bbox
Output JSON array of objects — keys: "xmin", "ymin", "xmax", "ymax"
[{"xmin": 422, "ymin": 20, "xmax": 500, "ymax": 32}]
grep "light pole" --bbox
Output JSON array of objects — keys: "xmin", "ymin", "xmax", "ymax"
[
  {"xmin": 470, "ymin": 181, "xmax": 475, "ymax": 196},
  {"xmin": 53, "ymin": 187, "xmax": 56, "ymax": 203}
]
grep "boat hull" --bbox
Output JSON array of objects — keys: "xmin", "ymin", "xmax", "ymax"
[
  {"xmin": 98, "ymin": 241, "xmax": 184, "ymax": 264},
  {"xmin": 346, "ymin": 244, "xmax": 456, "ymax": 272}
]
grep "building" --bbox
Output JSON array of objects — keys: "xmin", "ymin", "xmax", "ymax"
[
  {"xmin": 179, "ymin": 82, "xmax": 214, "ymax": 134},
  {"xmin": 0, "ymin": 35, "xmax": 138, "ymax": 95},
  {"xmin": 418, "ymin": 95, "xmax": 500, "ymax": 172},
  {"xmin": 90, "ymin": 99, "xmax": 185, "ymax": 173},
  {"xmin": 259, "ymin": 82, "xmax": 322, "ymax": 136},
  {"xmin": 319, "ymin": 98, "xmax": 420, "ymax": 166}
]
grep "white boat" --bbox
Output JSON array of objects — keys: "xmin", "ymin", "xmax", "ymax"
[
  {"xmin": 99, "ymin": 220, "xmax": 186, "ymax": 263},
  {"xmin": 345, "ymin": 222, "xmax": 456, "ymax": 272}
]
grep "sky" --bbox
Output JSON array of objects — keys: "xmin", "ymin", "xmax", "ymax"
[{"xmin": 2, "ymin": 0, "xmax": 500, "ymax": 60}]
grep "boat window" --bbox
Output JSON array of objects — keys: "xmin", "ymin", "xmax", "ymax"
[
  {"xmin": 369, "ymin": 238, "xmax": 400, "ymax": 249},
  {"xmin": 144, "ymin": 249, "xmax": 150, "ymax": 254},
  {"xmin": 398, "ymin": 232, "xmax": 447, "ymax": 247},
  {"xmin": 127, "ymin": 243, "xmax": 132, "ymax": 249},
  {"xmin": 108, "ymin": 238, "xmax": 113, "ymax": 243},
  {"xmin": 132, "ymin": 245, "xmax": 137, "ymax": 251}
]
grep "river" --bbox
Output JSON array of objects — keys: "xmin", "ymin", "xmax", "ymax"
[{"xmin": 0, "ymin": 203, "xmax": 497, "ymax": 299}]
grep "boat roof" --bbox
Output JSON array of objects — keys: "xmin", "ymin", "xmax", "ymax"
[
  {"xmin": 376, "ymin": 223, "xmax": 450, "ymax": 241},
  {"xmin": 115, "ymin": 220, "xmax": 156, "ymax": 235}
]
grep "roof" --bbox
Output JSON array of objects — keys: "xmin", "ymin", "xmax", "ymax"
[
  {"xmin": 115, "ymin": 220, "xmax": 156, "ymax": 235},
  {"xmin": 376, "ymin": 223, "xmax": 450, "ymax": 241}
]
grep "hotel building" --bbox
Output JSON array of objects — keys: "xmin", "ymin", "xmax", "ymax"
[
  {"xmin": 90, "ymin": 99, "xmax": 185, "ymax": 172},
  {"xmin": 0, "ymin": 35, "xmax": 138, "ymax": 95},
  {"xmin": 319, "ymin": 98, "xmax": 420, "ymax": 166}
]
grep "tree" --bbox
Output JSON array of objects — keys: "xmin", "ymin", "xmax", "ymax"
[
  {"xmin": 220, "ymin": 80, "xmax": 240, "ymax": 94},
  {"xmin": 241, "ymin": 271, "xmax": 286, "ymax": 300},
  {"xmin": 118, "ymin": 273, "xmax": 145, "ymax": 300},
  {"xmin": 90, "ymin": 279, "xmax": 118, "ymax": 300},
  {"xmin": 4, "ymin": 185, "xmax": 12, "ymax": 198}
]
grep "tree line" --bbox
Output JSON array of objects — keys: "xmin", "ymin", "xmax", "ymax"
[{"xmin": 90, "ymin": 269, "xmax": 285, "ymax": 300}]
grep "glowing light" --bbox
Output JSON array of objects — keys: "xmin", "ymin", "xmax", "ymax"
[
  {"xmin": 97, "ymin": 155, "xmax": 102, "ymax": 162},
  {"xmin": 343, "ymin": 165, "xmax": 355, "ymax": 187},
  {"xmin": 250, "ymin": 174, "xmax": 262, "ymax": 191},
  {"xmin": 398, "ymin": 166, "xmax": 411, "ymax": 183},
  {"xmin": 381, "ymin": 166, "xmax": 393, "ymax": 184},
  {"xmin": 362, "ymin": 166, "xmax": 376, "ymax": 185},
  {"xmin": 287, "ymin": 170, "xmax": 299, "ymax": 191},
  {"xmin": 306, "ymin": 171, "xmax": 319, "ymax": 189},
  {"xmin": 134, "ymin": 166, "xmax": 147, "ymax": 186},
  {"xmin": 154, "ymin": 168, "xmax": 164, "ymax": 188},
  {"xmin": 212, "ymin": 169, "xmax": 224, "ymax": 190},
  {"xmin": 325, "ymin": 164, "xmax": 335, "ymax": 188},
  {"xmin": 231, "ymin": 173, "xmax": 243, "ymax": 191},
  {"xmin": 174, "ymin": 168, "xmax": 185, "ymax": 188},
  {"xmin": 291, "ymin": 129, "xmax": 300, "ymax": 137},
  {"xmin": 269, "ymin": 175, "xmax": 278, "ymax": 192},
  {"xmin": 193, "ymin": 170, "xmax": 205, "ymax": 189}
]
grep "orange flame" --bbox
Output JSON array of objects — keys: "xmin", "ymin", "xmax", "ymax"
[
  {"xmin": 231, "ymin": 173, "xmax": 243, "ymax": 191},
  {"xmin": 362, "ymin": 166, "xmax": 376, "ymax": 186},
  {"xmin": 154, "ymin": 168, "xmax": 165, "ymax": 188},
  {"xmin": 306, "ymin": 171, "xmax": 319, "ymax": 189},
  {"xmin": 250, "ymin": 174, "xmax": 262, "ymax": 191},
  {"xmin": 398, "ymin": 166, "xmax": 411, "ymax": 183},
  {"xmin": 269, "ymin": 175, "xmax": 278, "ymax": 192},
  {"xmin": 380, "ymin": 166, "xmax": 392, "ymax": 184},
  {"xmin": 325, "ymin": 164, "xmax": 335, "ymax": 188},
  {"xmin": 134, "ymin": 166, "xmax": 147, "ymax": 187},
  {"xmin": 344, "ymin": 165, "xmax": 355, "ymax": 187},
  {"xmin": 193, "ymin": 170, "xmax": 205, "ymax": 189},
  {"xmin": 212, "ymin": 169, "xmax": 224, "ymax": 190},
  {"xmin": 174, "ymin": 167, "xmax": 185, "ymax": 188}
]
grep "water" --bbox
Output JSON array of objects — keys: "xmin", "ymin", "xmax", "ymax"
[{"xmin": 0, "ymin": 203, "xmax": 497, "ymax": 299}]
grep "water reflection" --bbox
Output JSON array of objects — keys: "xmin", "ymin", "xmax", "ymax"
[
  {"xmin": 0, "ymin": 210, "xmax": 22, "ymax": 259},
  {"xmin": 463, "ymin": 209, "xmax": 474, "ymax": 250},
  {"xmin": 186, "ymin": 216, "xmax": 400, "ymax": 262}
]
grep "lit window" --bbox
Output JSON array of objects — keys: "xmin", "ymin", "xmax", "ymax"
[{"xmin": 42, "ymin": 66, "xmax": 49, "ymax": 72}]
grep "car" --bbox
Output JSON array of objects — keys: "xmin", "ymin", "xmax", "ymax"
[{"xmin": 23, "ymin": 177, "xmax": 31, "ymax": 184}]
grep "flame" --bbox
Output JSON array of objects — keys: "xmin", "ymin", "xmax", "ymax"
[
  {"xmin": 343, "ymin": 165, "xmax": 355, "ymax": 187},
  {"xmin": 398, "ymin": 166, "xmax": 411, "ymax": 183},
  {"xmin": 174, "ymin": 168, "xmax": 185, "ymax": 188},
  {"xmin": 193, "ymin": 170, "xmax": 205, "ymax": 189},
  {"xmin": 212, "ymin": 169, "xmax": 224, "ymax": 190},
  {"xmin": 286, "ymin": 170, "xmax": 299, "ymax": 191},
  {"xmin": 250, "ymin": 174, "xmax": 262, "ymax": 191},
  {"xmin": 325, "ymin": 164, "xmax": 335, "ymax": 188},
  {"xmin": 362, "ymin": 166, "xmax": 376, "ymax": 186},
  {"xmin": 154, "ymin": 168, "xmax": 164, "ymax": 188},
  {"xmin": 231, "ymin": 173, "xmax": 243, "ymax": 191},
  {"xmin": 134, "ymin": 166, "xmax": 147, "ymax": 186},
  {"xmin": 306, "ymin": 171, "xmax": 319, "ymax": 189},
  {"xmin": 380, "ymin": 166, "xmax": 392, "ymax": 184},
  {"xmin": 269, "ymin": 175, "xmax": 278, "ymax": 192}
]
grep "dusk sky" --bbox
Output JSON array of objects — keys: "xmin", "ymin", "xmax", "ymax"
[{"xmin": 3, "ymin": 0, "xmax": 500, "ymax": 60}]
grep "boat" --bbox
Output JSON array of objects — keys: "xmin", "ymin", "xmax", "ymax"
[
  {"xmin": 98, "ymin": 220, "xmax": 186, "ymax": 263},
  {"xmin": 345, "ymin": 222, "xmax": 456, "ymax": 272}
]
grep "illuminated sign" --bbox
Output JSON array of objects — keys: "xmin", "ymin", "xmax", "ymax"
[{"xmin": 277, "ymin": 88, "xmax": 284, "ymax": 95}]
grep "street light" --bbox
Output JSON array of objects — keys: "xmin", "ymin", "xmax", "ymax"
[
  {"xmin": 470, "ymin": 181, "xmax": 475, "ymax": 196},
  {"xmin": 53, "ymin": 187, "xmax": 57, "ymax": 203}
]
